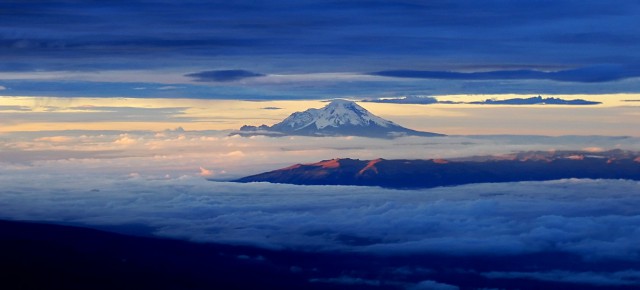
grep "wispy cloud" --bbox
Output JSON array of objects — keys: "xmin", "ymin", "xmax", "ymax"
[
  {"xmin": 0, "ymin": 106, "xmax": 193, "ymax": 123},
  {"xmin": 157, "ymin": 86, "xmax": 181, "ymax": 90},
  {"xmin": 0, "ymin": 105, "xmax": 30, "ymax": 111}
]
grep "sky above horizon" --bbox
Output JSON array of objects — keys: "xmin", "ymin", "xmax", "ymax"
[
  {"xmin": 1, "ymin": 94, "xmax": 639, "ymax": 135},
  {"xmin": 2, "ymin": 1, "xmax": 639, "ymax": 141},
  {"xmin": 1, "ymin": 0, "xmax": 640, "ymax": 99}
]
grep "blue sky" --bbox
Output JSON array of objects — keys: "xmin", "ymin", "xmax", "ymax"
[{"xmin": 2, "ymin": 0, "xmax": 640, "ymax": 98}]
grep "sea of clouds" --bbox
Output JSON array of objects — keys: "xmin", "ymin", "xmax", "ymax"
[
  {"xmin": 1, "ymin": 174, "xmax": 639, "ymax": 262},
  {"xmin": 1, "ymin": 131, "xmax": 640, "ymax": 287},
  {"xmin": 2, "ymin": 174, "xmax": 640, "ymax": 287}
]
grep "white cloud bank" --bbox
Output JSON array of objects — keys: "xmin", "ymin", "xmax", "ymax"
[
  {"xmin": 2, "ymin": 131, "xmax": 639, "ymax": 178},
  {"xmin": 1, "ymin": 171, "xmax": 639, "ymax": 263}
]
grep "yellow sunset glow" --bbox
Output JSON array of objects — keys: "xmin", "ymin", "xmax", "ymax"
[{"xmin": 1, "ymin": 94, "xmax": 639, "ymax": 136}]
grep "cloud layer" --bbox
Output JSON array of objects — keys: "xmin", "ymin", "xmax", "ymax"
[
  {"xmin": 1, "ymin": 173, "xmax": 639, "ymax": 262},
  {"xmin": 2, "ymin": 130, "xmax": 640, "ymax": 287},
  {"xmin": 2, "ymin": 1, "xmax": 640, "ymax": 96},
  {"xmin": 3, "ymin": 130, "xmax": 639, "ymax": 177},
  {"xmin": 2, "ymin": 1, "xmax": 639, "ymax": 72}
]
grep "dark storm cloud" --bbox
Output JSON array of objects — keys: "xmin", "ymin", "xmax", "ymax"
[
  {"xmin": 370, "ymin": 65, "xmax": 640, "ymax": 83},
  {"xmin": 185, "ymin": 70, "xmax": 266, "ymax": 82}
]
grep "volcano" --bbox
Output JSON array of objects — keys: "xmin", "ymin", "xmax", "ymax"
[{"xmin": 236, "ymin": 99, "xmax": 444, "ymax": 138}]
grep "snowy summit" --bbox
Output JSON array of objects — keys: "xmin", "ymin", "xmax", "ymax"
[
  {"xmin": 273, "ymin": 99, "xmax": 394, "ymax": 130},
  {"xmin": 238, "ymin": 99, "xmax": 444, "ymax": 138}
]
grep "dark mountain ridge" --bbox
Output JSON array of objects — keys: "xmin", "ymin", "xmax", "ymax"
[{"xmin": 234, "ymin": 149, "xmax": 640, "ymax": 189}]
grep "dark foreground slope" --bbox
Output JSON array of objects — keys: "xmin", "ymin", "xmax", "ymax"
[
  {"xmin": 0, "ymin": 220, "xmax": 384, "ymax": 290},
  {"xmin": 235, "ymin": 150, "xmax": 640, "ymax": 188},
  {"xmin": 1, "ymin": 220, "xmax": 637, "ymax": 290}
]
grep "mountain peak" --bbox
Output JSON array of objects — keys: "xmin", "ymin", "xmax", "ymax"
[
  {"xmin": 312, "ymin": 99, "xmax": 394, "ymax": 129},
  {"xmin": 323, "ymin": 99, "xmax": 364, "ymax": 111},
  {"xmin": 326, "ymin": 99, "xmax": 355, "ymax": 105},
  {"xmin": 238, "ymin": 100, "xmax": 444, "ymax": 138}
]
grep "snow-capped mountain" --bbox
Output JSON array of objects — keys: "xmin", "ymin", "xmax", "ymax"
[
  {"xmin": 238, "ymin": 99, "xmax": 444, "ymax": 138},
  {"xmin": 271, "ymin": 99, "xmax": 393, "ymax": 130}
]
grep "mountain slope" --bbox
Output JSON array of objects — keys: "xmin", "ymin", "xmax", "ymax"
[
  {"xmin": 237, "ymin": 99, "xmax": 443, "ymax": 138},
  {"xmin": 233, "ymin": 150, "xmax": 640, "ymax": 189}
]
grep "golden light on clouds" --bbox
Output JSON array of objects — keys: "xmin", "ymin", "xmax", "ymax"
[{"xmin": 1, "ymin": 94, "xmax": 639, "ymax": 136}]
